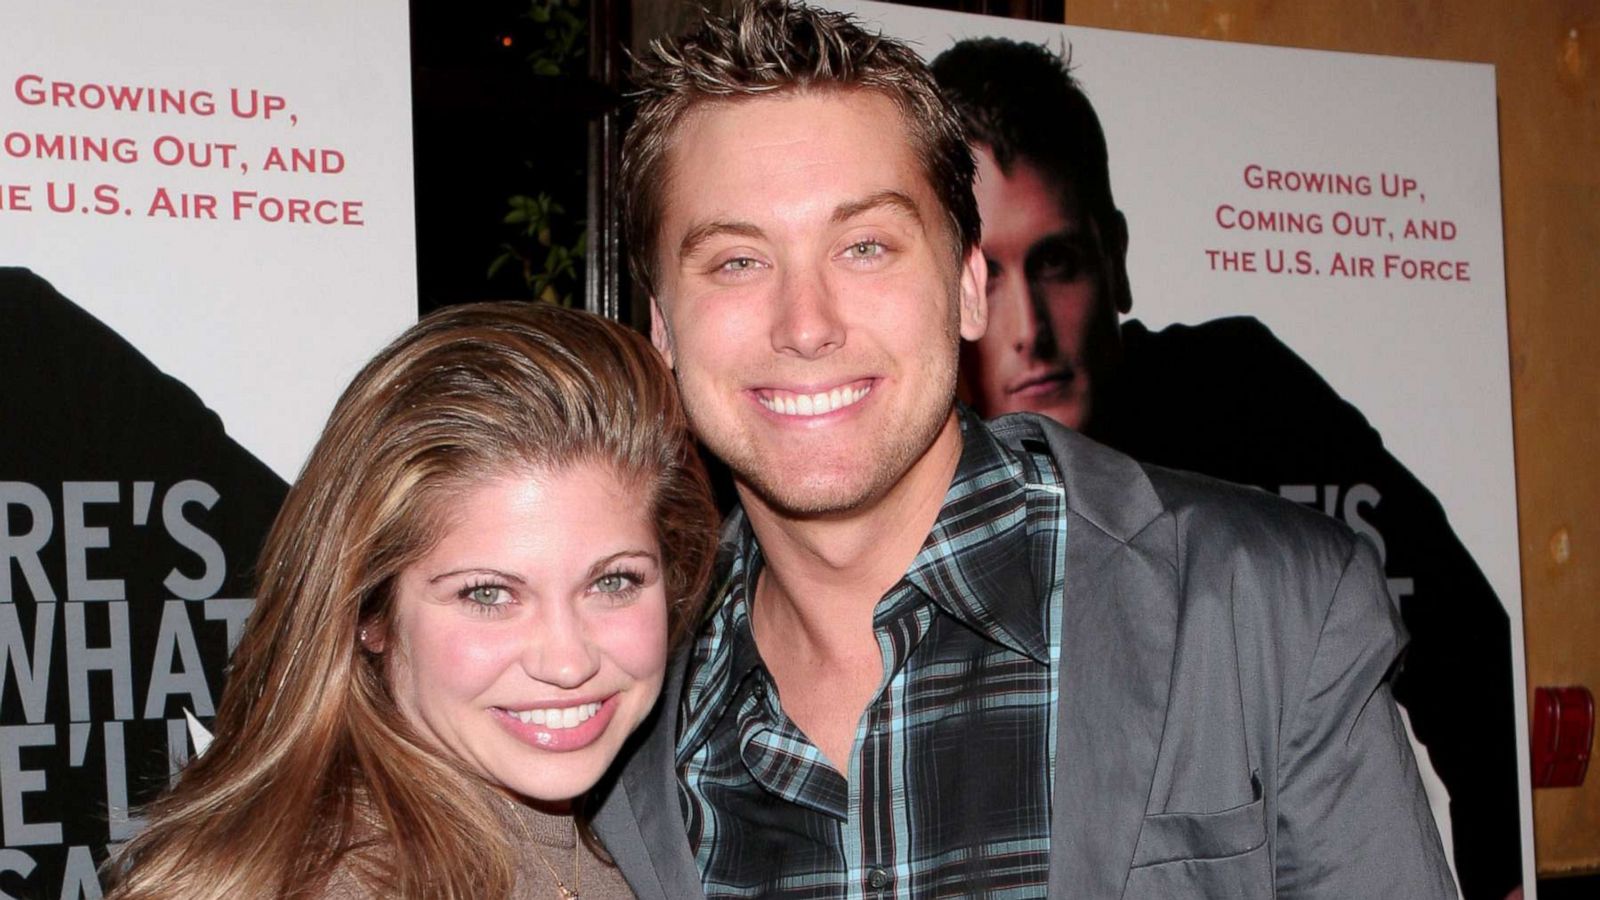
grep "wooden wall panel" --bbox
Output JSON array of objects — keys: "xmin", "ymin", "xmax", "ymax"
[{"xmin": 1058, "ymin": 0, "xmax": 1600, "ymax": 876}]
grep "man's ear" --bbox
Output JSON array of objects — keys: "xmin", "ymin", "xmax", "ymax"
[
  {"xmin": 650, "ymin": 296, "xmax": 675, "ymax": 368},
  {"xmin": 957, "ymin": 243, "xmax": 988, "ymax": 342},
  {"xmin": 1109, "ymin": 210, "xmax": 1132, "ymax": 315}
]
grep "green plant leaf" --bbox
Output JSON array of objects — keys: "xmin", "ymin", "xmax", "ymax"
[{"xmin": 487, "ymin": 251, "xmax": 513, "ymax": 280}]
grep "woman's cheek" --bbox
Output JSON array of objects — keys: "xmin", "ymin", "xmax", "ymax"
[{"xmin": 601, "ymin": 596, "xmax": 671, "ymax": 680}]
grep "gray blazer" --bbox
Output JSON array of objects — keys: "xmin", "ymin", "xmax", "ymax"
[{"xmin": 593, "ymin": 417, "xmax": 1455, "ymax": 898}]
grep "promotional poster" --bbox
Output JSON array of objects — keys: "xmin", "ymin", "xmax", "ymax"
[
  {"xmin": 828, "ymin": 1, "xmax": 1533, "ymax": 896},
  {"xmin": 0, "ymin": 2, "xmax": 414, "ymax": 896}
]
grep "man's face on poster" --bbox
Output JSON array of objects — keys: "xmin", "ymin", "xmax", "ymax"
[{"xmin": 965, "ymin": 144, "xmax": 1128, "ymax": 432}]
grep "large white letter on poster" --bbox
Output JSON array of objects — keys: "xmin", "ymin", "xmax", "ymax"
[
  {"xmin": 0, "ymin": 2, "xmax": 414, "ymax": 895},
  {"xmin": 829, "ymin": 2, "xmax": 1533, "ymax": 897}
]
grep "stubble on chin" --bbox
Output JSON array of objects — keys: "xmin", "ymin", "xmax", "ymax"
[
  {"xmin": 678, "ymin": 334, "xmax": 963, "ymax": 523},
  {"xmin": 731, "ymin": 422, "xmax": 937, "ymax": 520}
]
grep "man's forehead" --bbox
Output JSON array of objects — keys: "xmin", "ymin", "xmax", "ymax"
[
  {"xmin": 656, "ymin": 89, "xmax": 932, "ymax": 230},
  {"xmin": 664, "ymin": 87, "xmax": 910, "ymax": 165},
  {"xmin": 977, "ymin": 146, "xmax": 1091, "ymax": 234}
]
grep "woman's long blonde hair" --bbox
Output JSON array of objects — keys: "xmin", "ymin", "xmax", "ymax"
[{"xmin": 104, "ymin": 302, "xmax": 717, "ymax": 899}]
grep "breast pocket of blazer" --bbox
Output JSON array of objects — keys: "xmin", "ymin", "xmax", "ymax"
[
  {"xmin": 1129, "ymin": 791, "xmax": 1267, "ymax": 868},
  {"xmin": 1124, "ymin": 776, "xmax": 1271, "ymax": 899},
  {"xmin": 1124, "ymin": 790, "xmax": 1271, "ymax": 898}
]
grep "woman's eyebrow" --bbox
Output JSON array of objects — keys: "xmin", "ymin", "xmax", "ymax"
[
  {"xmin": 427, "ymin": 567, "xmax": 527, "ymax": 585},
  {"xmin": 585, "ymin": 550, "xmax": 661, "ymax": 579}
]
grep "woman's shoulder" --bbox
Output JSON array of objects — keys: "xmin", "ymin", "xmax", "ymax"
[
  {"xmin": 300, "ymin": 845, "xmax": 390, "ymax": 896},
  {"xmin": 298, "ymin": 842, "xmax": 390, "ymax": 900},
  {"xmin": 308, "ymin": 863, "xmax": 369, "ymax": 900}
]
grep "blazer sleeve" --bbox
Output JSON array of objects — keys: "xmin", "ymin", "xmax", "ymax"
[{"xmin": 1273, "ymin": 536, "xmax": 1457, "ymax": 898}]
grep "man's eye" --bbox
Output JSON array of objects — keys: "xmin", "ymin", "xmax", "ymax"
[
  {"xmin": 1030, "ymin": 240, "xmax": 1089, "ymax": 282},
  {"xmin": 845, "ymin": 240, "xmax": 885, "ymax": 258},
  {"xmin": 719, "ymin": 257, "xmax": 760, "ymax": 271}
]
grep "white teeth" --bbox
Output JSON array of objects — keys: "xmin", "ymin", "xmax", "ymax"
[
  {"xmin": 511, "ymin": 702, "xmax": 601, "ymax": 730},
  {"xmin": 760, "ymin": 384, "xmax": 870, "ymax": 417}
]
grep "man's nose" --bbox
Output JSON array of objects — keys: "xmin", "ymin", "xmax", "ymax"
[
  {"xmin": 770, "ymin": 264, "xmax": 844, "ymax": 359},
  {"xmin": 522, "ymin": 602, "xmax": 602, "ymax": 690},
  {"xmin": 993, "ymin": 273, "xmax": 1052, "ymax": 358},
  {"xmin": 1024, "ymin": 281, "xmax": 1058, "ymax": 358}
]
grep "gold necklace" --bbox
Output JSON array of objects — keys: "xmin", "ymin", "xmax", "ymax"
[
  {"xmin": 530, "ymin": 819, "xmax": 580, "ymax": 900},
  {"xmin": 496, "ymin": 789, "xmax": 580, "ymax": 899}
]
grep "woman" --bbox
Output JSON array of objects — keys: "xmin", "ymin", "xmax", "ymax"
[{"xmin": 105, "ymin": 302, "xmax": 718, "ymax": 899}]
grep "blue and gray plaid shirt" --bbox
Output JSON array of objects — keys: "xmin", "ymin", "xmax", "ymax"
[{"xmin": 677, "ymin": 411, "xmax": 1068, "ymax": 898}]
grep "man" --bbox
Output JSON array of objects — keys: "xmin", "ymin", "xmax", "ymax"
[
  {"xmin": 592, "ymin": 2, "xmax": 1454, "ymax": 897},
  {"xmin": 931, "ymin": 38, "xmax": 1522, "ymax": 899}
]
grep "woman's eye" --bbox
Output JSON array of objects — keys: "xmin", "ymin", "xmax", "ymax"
[
  {"xmin": 463, "ymin": 584, "xmax": 507, "ymax": 606},
  {"xmin": 594, "ymin": 573, "xmax": 635, "ymax": 594}
]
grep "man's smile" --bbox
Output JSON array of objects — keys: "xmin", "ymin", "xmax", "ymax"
[{"xmin": 753, "ymin": 379, "xmax": 875, "ymax": 417}]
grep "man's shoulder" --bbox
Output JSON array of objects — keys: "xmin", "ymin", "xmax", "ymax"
[
  {"xmin": 1121, "ymin": 314, "xmax": 1280, "ymax": 355},
  {"xmin": 1146, "ymin": 458, "xmax": 1356, "ymax": 553},
  {"xmin": 1003, "ymin": 412, "xmax": 1387, "ymax": 697},
  {"xmin": 1112, "ymin": 316, "xmax": 1380, "ymax": 462},
  {"xmin": 992, "ymin": 411, "xmax": 1363, "ymax": 574}
]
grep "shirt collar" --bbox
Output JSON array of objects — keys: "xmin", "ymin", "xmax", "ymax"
[
  {"xmin": 677, "ymin": 517, "xmax": 764, "ymax": 763},
  {"xmin": 900, "ymin": 405, "xmax": 1048, "ymax": 662},
  {"xmin": 678, "ymin": 407, "xmax": 1054, "ymax": 762}
]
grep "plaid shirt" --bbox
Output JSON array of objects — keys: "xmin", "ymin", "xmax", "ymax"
[{"xmin": 677, "ymin": 410, "xmax": 1068, "ymax": 898}]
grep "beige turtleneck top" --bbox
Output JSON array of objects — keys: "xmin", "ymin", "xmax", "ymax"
[{"xmin": 317, "ymin": 789, "xmax": 634, "ymax": 900}]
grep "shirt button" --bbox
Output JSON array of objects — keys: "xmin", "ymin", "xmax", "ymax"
[
  {"xmin": 866, "ymin": 866, "xmax": 892, "ymax": 891},
  {"xmin": 751, "ymin": 679, "xmax": 767, "ymax": 700}
]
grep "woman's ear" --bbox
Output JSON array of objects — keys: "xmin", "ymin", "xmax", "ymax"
[{"xmin": 358, "ymin": 623, "xmax": 385, "ymax": 653}]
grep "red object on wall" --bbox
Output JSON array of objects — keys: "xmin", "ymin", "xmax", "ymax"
[{"xmin": 1532, "ymin": 686, "xmax": 1594, "ymax": 788}]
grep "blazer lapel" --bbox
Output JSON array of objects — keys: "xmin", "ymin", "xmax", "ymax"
[
  {"xmin": 592, "ymin": 650, "xmax": 705, "ymax": 900},
  {"xmin": 599, "ymin": 419, "xmax": 1178, "ymax": 900},
  {"xmin": 1037, "ymin": 421, "xmax": 1180, "ymax": 899}
]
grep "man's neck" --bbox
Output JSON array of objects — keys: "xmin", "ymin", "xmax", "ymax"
[{"xmin": 738, "ymin": 410, "xmax": 964, "ymax": 660}]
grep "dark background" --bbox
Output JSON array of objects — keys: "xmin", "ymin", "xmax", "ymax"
[{"xmin": 408, "ymin": 0, "xmax": 1063, "ymax": 324}]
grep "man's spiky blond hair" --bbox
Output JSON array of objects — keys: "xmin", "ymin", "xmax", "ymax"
[{"xmin": 621, "ymin": 0, "xmax": 980, "ymax": 295}]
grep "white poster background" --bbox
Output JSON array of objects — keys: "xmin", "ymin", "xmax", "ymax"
[
  {"xmin": 831, "ymin": 1, "xmax": 1533, "ymax": 894},
  {"xmin": 0, "ymin": 0, "xmax": 417, "ymax": 481}
]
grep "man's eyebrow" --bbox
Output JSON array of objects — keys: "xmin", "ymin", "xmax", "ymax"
[
  {"xmin": 679, "ymin": 220, "xmax": 765, "ymax": 261},
  {"xmin": 830, "ymin": 190, "xmax": 923, "ymax": 226},
  {"xmin": 677, "ymin": 192, "xmax": 922, "ymax": 261}
]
